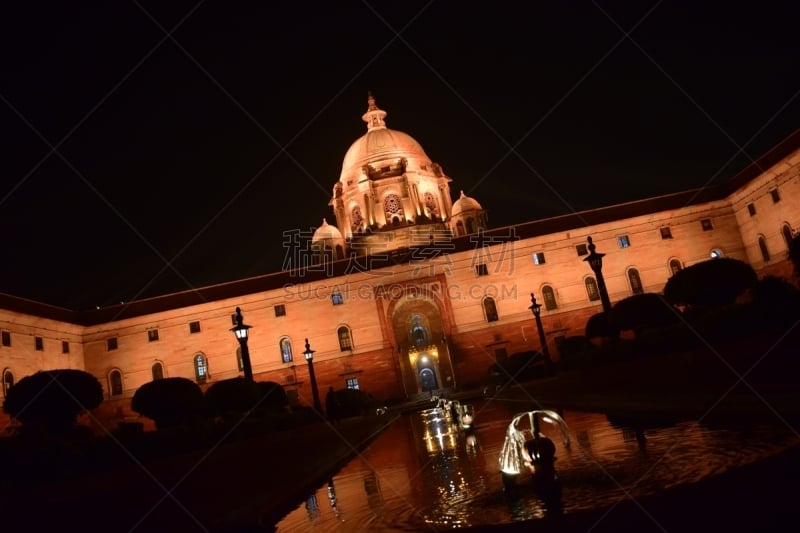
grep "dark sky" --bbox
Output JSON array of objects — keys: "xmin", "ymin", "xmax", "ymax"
[{"xmin": 1, "ymin": 1, "xmax": 798, "ymax": 310}]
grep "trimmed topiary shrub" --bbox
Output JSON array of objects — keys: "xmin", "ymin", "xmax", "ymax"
[
  {"xmin": 334, "ymin": 388, "xmax": 373, "ymax": 418},
  {"xmin": 610, "ymin": 292, "xmax": 680, "ymax": 334},
  {"xmin": 3, "ymin": 369, "xmax": 103, "ymax": 437},
  {"xmin": 131, "ymin": 377, "xmax": 205, "ymax": 430},
  {"xmin": 204, "ymin": 378, "xmax": 261, "ymax": 419},
  {"xmin": 254, "ymin": 381, "xmax": 289, "ymax": 413},
  {"xmin": 585, "ymin": 312, "xmax": 618, "ymax": 340},
  {"xmin": 663, "ymin": 257, "xmax": 757, "ymax": 308},
  {"xmin": 557, "ymin": 336, "xmax": 593, "ymax": 369}
]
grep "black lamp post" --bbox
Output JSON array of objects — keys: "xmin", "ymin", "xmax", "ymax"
[
  {"xmin": 304, "ymin": 338, "xmax": 322, "ymax": 412},
  {"xmin": 529, "ymin": 293, "xmax": 552, "ymax": 370},
  {"xmin": 231, "ymin": 307, "xmax": 254, "ymax": 382},
  {"xmin": 583, "ymin": 236, "xmax": 613, "ymax": 315}
]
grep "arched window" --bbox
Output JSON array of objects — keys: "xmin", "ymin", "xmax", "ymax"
[
  {"xmin": 109, "ymin": 369, "xmax": 123, "ymax": 396},
  {"xmin": 782, "ymin": 224, "xmax": 793, "ymax": 248},
  {"xmin": 194, "ymin": 354, "xmax": 208, "ymax": 383},
  {"xmin": 628, "ymin": 268, "xmax": 643, "ymax": 294},
  {"xmin": 455, "ymin": 220, "xmax": 466, "ymax": 237},
  {"xmin": 338, "ymin": 326, "xmax": 353, "ymax": 351},
  {"xmin": 758, "ymin": 235, "xmax": 770, "ymax": 262},
  {"xmin": 710, "ymin": 248, "xmax": 724, "ymax": 259},
  {"xmin": 466, "ymin": 217, "xmax": 477, "ymax": 234},
  {"xmin": 2, "ymin": 369, "xmax": 13, "ymax": 397},
  {"xmin": 483, "ymin": 297, "xmax": 499, "ymax": 322},
  {"xmin": 151, "ymin": 361, "xmax": 164, "ymax": 381},
  {"xmin": 236, "ymin": 346, "xmax": 244, "ymax": 371},
  {"xmin": 542, "ymin": 285, "xmax": 557, "ymax": 310},
  {"xmin": 669, "ymin": 259, "xmax": 683, "ymax": 276},
  {"xmin": 585, "ymin": 277, "xmax": 600, "ymax": 301},
  {"xmin": 280, "ymin": 337, "xmax": 293, "ymax": 363}
]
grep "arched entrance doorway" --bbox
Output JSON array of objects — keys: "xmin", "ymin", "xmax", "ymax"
[
  {"xmin": 419, "ymin": 367, "xmax": 438, "ymax": 391},
  {"xmin": 390, "ymin": 294, "xmax": 454, "ymax": 397}
]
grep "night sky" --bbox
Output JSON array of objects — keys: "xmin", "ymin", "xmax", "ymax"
[{"xmin": 1, "ymin": 1, "xmax": 798, "ymax": 310}]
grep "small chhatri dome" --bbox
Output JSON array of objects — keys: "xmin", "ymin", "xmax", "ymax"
[
  {"xmin": 451, "ymin": 190, "xmax": 483, "ymax": 216},
  {"xmin": 311, "ymin": 218, "xmax": 344, "ymax": 243}
]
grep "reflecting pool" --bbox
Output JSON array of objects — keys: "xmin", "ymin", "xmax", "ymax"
[{"xmin": 276, "ymin": 399, "xmax": 798, "ymax": 531}]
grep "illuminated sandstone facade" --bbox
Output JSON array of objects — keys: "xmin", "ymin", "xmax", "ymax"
[{"xmin": 0, "ymin": 99, "xmax": 798, "ymax": 427}]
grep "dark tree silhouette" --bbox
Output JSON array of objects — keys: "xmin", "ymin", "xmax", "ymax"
[
  {"xmin": 131, "ymin": 377, "xmax": 205, "ymax": 429},
  {"xmin": 3, "ymin": 369, "xmax": 103, "ymax": 436},
  {"xmin": 663, "ymin": 257, "xmax": 757, "ymax": 308},
  {"xmin": 610, "ymin": 293, "xmax": 679, "ymax": 334}
]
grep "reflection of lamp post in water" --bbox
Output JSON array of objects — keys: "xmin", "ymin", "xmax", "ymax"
[
  {"xmin": 529, "ymin": 293, "xmax": 553, "ymax": 371},
  {"xmin": 304, "ymin": 338, "xmax": 322, "ymax": 412}
]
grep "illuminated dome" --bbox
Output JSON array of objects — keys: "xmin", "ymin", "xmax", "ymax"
[
  {"xmin": 311, "ymin": 219, "xmax": 344, "ymax": 244},
  {"xmin": 451, "ymin": 190, "xmax": 483, "ymax": 216},
  {"xmin": 339, "ymin": 94, "xmax": 431, "ymax": 183}
]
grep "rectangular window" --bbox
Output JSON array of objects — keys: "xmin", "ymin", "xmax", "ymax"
[
  {"xmin": 346, "ymin": 378, "xmax": 360, "ymax": 390},
  {"xmin": 576, "ymin": 244, "xmax": 588, "ymax": 256},
  {"xmin": 475, "ymin": 263, "xmax": 488, "ymax": 276},
  {"xmin": 770, "ymin": 189, "xmax": 780, "ymax": 203},
  {"xmin": 1, "ymin": 331, "xmax": 10, "ymax": 347},
  {"xmin": 660, "ymin": 227, "xmax": 672, "ymax": 239},
  {"xmin": 107, "ymin": 337, "xmax": 118, "ymax": 351},
  {"xmin": 189, "ymin": 321, "xmax": 201, "ymax": 334},
  {"xmin": 274, "ymin": 304, "xmax": 286, "ymax": 317},
  {"xmin": 147, "ymin": 329, "xmax": 159, "ymax": 342},
  {"xmin": 701, "ymin": 218, "xmax": 713, "ymax": 231},
  {"xmin": 747, "ymin": 203, "xmax": 756, "ymax": 216},
  {"xmin": 617, "ymin": 235, "xmax": 630, "ymax": 248},
  {"xmin": 532, "ymin": 252, "xmax": 546, "ymax": 265},
  {"xmin": 34, "ymin": 336, "xmax": 43, "ymax": 351},
  {"xmin": 331, "ymin": 291, "xmax": 343, "ymax": 305},
  {"xmin": 62, "ymin": 340, "xmax": 70, "ymax": 354}
]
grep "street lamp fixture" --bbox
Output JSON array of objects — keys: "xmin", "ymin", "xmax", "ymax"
[
  {"xmin": 230, "ymin": 307, "xmax": 254, "ymax": 382},
  {"xmin": 529, "ymin": 293, "xmax": 552, "ymax": 370},
  {"xmin": 304, "ymin": 338, "xmax": 322, "ymax": 412},
  {"xmin": 583, "ymin": 236, "xmax": 613, "ymax": 315}
]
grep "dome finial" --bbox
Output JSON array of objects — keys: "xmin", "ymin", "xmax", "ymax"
[{"xmin": 362, "ymin": 91, "xmax": 387, "ymax": 131}]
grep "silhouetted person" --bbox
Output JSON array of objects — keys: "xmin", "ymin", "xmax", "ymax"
[
  {"xmin": 326, "ymin": 386, "xmax": 340, "ymax": 424},
  {"xmin": 524, "ymin": 436, "xmax": 563, "ymax": 514}
]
